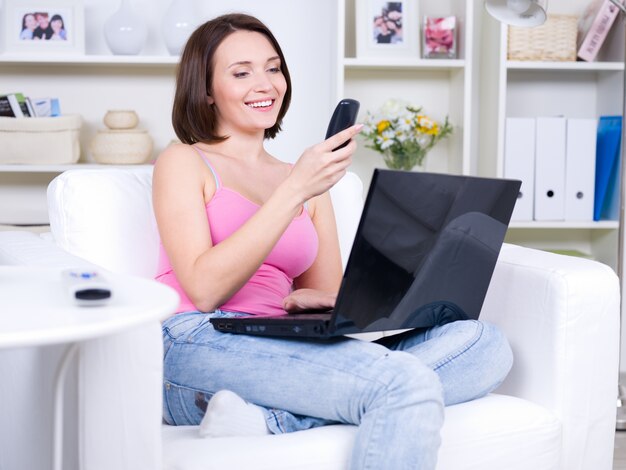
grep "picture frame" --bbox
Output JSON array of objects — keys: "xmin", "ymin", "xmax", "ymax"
[
  {"xmin": 356, "ymin": 0, "xmax": 420, "ymax": 59},
  {"xmin": 1, "ymin": 0, "xmax": 85, "ymax": 55}
]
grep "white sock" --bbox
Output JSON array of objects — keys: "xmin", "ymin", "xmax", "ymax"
[{"xmin": 198, "ymin": 390, "xmax": 271, "ymax": 438}]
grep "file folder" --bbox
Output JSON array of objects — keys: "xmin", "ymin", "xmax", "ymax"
[
  {"xmin": 594, "ymin": 116, "xmax": 622, "ymax": 221},
  {"xmin": 565, "ymin": 118, "xmax": 597, "ymax": 221},
  {"xmin": 534, "ymin": 117, "xmax": 566, "ymax": 221},
  {"xmin": 504, "ymin": 118, "xmax": 535, "ymax": 221}
]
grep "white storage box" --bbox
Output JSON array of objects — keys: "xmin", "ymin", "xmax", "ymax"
[{"xmin": 0, "ymin": 114, "xmax": 82, "ymax": 164}]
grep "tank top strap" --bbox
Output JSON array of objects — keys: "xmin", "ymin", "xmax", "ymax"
[{"xmin": 191, "ymin": 145, "xmax": 222, "ymax": 189}]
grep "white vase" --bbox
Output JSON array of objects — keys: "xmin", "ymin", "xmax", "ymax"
[
  {"xmin": 104, "ymin": 0, "xmax": 148, "ymax": 55},
  {"xmin": 161, "ymin": 0, "xmax": 197, "ymax": 56}
]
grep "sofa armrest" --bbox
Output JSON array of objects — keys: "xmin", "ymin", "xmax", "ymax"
[{"xmin": 481, "ymin": 243, "xmax": 619, "ymax": 470}]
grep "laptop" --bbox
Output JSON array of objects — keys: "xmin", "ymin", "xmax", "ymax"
[{"xmin": 210, "ymin": 169, "xmax": 521, "ymax": 339}]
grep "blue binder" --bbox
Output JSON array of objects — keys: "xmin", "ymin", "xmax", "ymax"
[{"xmin": 594, "ymin": 116, "xmax": 622, "ymax": 221}]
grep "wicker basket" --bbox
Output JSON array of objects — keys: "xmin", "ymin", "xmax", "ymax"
[
  {"xmin": 508, "ymin": 14, "xmax": 578, "ymax": 61},
  {"xmin": 0, "ymin": 114, "xmax": 82, "ymax": 164}
]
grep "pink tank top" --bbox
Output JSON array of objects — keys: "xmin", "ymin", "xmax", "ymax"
[{"xmin": 155, "ymin": 148, "xmax": 319, "ymax": 316}]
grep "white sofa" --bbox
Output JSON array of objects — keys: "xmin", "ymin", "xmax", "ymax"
[{"xmin": 0, "ymin": 166, "xmax": 620, "ymax": 470}]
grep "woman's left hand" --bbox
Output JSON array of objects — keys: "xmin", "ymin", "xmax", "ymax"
[{"xmin": 283, "ymin": 289, "xmax": 337, "ymax": 313}]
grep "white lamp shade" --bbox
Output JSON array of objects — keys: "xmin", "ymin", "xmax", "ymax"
[{"xmin": 485, "ymin": 0, "xmax": 548, "ymax": 27}]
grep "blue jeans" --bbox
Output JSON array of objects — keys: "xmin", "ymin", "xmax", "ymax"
[{"xmin": 162, "ymin": 310, "xmax": 513, "ymax": 470}]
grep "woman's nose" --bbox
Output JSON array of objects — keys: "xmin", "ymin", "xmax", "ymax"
[{"xmin": 253, "ymin": 72, "xmax": 273, "ymax": 92}]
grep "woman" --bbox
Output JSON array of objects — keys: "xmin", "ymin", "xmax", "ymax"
[
  {"xmin": 154, "ymin": 13, "xmax": 513, "ymax": 469},
  {"xmin": 49, "ymin": 14, "xmax": 67, "ymax": 41},
  {"xmin": 20, "ymin": 13, "xmax": 37, "ymax": 40}
]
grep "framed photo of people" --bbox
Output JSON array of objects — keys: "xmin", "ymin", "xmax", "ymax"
[
  {"xmin": 1, "ymin": 0, "xmax": 85, "ymax": 55},
  {"xmin": 356, "ymin": 0, "xmax": 420, "ymax": 59}
]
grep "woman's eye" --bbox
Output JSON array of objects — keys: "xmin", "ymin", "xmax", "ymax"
[
  {"xmin": 233, "ymin": 71, "xmax": 249, "ymax": 78},
  {"xmin": 267, "ymin": 67, "xmax": 281, "ymax": 73}
]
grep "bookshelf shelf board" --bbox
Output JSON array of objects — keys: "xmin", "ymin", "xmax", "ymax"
[
  {"xmin": 344, "ymin": 57, "xmax": 466, "ymax": 70},
  {"xmin": 506, "ymin": 60, "xmax": 624, "ymax": 71},
  {"xmin": 509, "ymin": 220, "xmax": 619, "ymax": 229},
  {"xmin": 0, "ymin": 163, "xmax": 153, "ymax": 173},
  {"xmin": 0, "ymin": 54, "xmax": 179, "ymax": 67}
]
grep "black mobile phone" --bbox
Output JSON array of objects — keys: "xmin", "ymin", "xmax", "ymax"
[{"xmin": 325, "ymin": 99, "xmax": 360, "ymax": 151}]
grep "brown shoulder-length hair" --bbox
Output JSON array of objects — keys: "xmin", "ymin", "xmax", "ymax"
[{"xmin": 172, "ymin": 13, "xmax": 292, "ymax": 144}]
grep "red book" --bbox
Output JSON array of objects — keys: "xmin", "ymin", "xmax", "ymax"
[{"xmin": 577, "ymin": 0, "xmax": 621, "ymax": 62}]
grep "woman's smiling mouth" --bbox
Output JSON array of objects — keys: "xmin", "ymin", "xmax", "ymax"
[{"xmin": 246, "ymin": 99, "xmax": 274, "ymax": 109}]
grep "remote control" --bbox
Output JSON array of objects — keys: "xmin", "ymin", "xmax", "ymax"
[
  {"xmin": 325, "ymin": 98, "xmax": 360, "ymax": 151},
  {"xmin": 62, "ymin": 269, "xmax": 112, "ymax": 307}
]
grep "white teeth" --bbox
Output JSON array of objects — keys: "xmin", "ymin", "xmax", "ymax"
[{"xmin": 247, "ymin": 100, "xmax": 272, "ymax": 108}]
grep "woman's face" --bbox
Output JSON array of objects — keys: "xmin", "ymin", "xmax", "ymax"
[
  {"xmin": 51, "ymin": 19, "xmax": 63, "ymax": 33},
  {"xmin": 209, "ymin": 30, "xmax": 287, "ymax": 138},
  {"xmin": 25, "ymin": 14, "xmax": 36, "ymax": 31}
]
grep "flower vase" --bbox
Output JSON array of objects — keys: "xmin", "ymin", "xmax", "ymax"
[
  {"xmin": 383, "ymin": 148, "xmax": 428, "ymax": 171},
  {"xmin": 162, "ymin": 0, "xmax": 197, "ymax": 55},
  {"xmin": 104, "ymin": 0, "xmax": 148, "ymax": 55}
]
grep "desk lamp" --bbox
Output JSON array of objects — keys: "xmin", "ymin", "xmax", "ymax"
[
  {"xmin": 484, "ymin": 0, "xmax": 626, "ymax": 430},
  {"xmin": 485, "ymin": 0, "xmax": 547, "ymax": 26}
]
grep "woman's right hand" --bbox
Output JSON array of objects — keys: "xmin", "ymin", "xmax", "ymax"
[{"xmin": 286, "ymin": 123, "xmax": 363, "ymax": 202}]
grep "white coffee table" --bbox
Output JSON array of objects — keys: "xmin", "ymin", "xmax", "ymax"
[
  {"xmin": 0, "ymin": 265, "xmax": 179, "ymax": 348},
  {"xmin": 0, "ymin": 265, "xmax": 179, "ymax": 470}
]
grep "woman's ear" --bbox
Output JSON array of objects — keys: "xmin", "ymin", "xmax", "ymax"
[{"xmin": 207, "ymin": 95, "xmax": 215, "ymax": 105}]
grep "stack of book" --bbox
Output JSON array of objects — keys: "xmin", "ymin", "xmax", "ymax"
[{"xmin": 0, "ymin": 93, "xmax": 60, "ymax": 118}]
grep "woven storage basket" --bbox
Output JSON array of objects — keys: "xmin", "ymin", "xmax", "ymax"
[
  {"xmin": 508, "ymin": 14, "xmax": 578, "ymax": 61},
  {"xmin": 0, "ymin": 114, "xmax": 82, "ymax": 164}
]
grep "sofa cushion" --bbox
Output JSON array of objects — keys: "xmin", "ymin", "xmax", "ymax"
[
  {"xmin": 47, "ymin": 167, "xmax": 158, "ymax": 277},
  {"xmin": 162, "ymin": 394, "xmax": 560, "ymax": 470}
]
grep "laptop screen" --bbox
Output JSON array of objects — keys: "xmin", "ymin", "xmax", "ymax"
[{"xmin": 331, "ymin": 169, "xmax": 520, "ymax": 335}]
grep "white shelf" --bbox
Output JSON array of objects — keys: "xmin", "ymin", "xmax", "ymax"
[
  {"xmin": 0, "ymin": 163, "xmax": 152, "ymax": 173},
  {"xmin": 340, "ymin": 0, "xmax": 475, "ymax": 180},
  {"xmin": 0, "ymin": 54, "xmax": 179, "ymax": 67},
  {"xmin": 506, "ymin": 60, "xmax": 624, "ymax": 71},
  {"xmin": 509, "ymin": 221, "xmax": 619, "ymax": 229},
  {"xmin": 344, "ymin": 58, "xmax": 466, "ymax": 70},
  {"xmin": 480, "ymin": 3, "xmax": 625, "ymax": 278}
]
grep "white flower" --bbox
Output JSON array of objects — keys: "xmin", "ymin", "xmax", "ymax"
[
  {"xmin": 397, "ymin": 117, "xmax": 413, "ymax": 133},
  {"xmin": 376, "ymin": 129, "xmax": 395, "ymax": 150},
  {"xmin": 380, "ymin": 99, "xmax": 409, "ymax": 120}
]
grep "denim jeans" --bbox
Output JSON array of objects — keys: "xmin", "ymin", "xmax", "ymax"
[{"xmin": 162, "ymin": 310, "xmax": 513, "ymax": 470}]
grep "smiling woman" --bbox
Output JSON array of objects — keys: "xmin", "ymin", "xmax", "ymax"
[{"xmin": 151, "ymin": 13, "xmax": 512, "ymax": 470}]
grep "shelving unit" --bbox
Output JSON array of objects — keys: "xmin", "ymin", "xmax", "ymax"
[
  {"xmin": 338, "ymin": 0, "xmax": 480, "ymax": 190},
  {"xmin": 0, "ymin": 0, "xmax": 339, "ymax": 225},
  {"xmin": 0, "ymin": 56, "xmax": 176, "ymax": 224},
  {"xmin": 479, "ymin": 0, "xmax": 626, "ymax": 270},
  {"xmin": 0, "ymin": 55, "xmax": 179, "ymax": 66}
]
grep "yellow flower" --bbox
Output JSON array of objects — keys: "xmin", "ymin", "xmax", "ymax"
[
  {"xmin": 425, "ymin": 123, "xmax": 439, "ymax": 136},
  {"xmin": 415, "ymin": 115, "xmax": 440, "ymax": 135},
  {"xmin": 377, "ymin": 120, "xmax": 391, "ymax": 134}
]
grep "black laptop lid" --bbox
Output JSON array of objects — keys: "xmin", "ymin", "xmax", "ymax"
[{"xmin": 330, "ymin": 169, "xmax": 521, "ymax": 335}]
